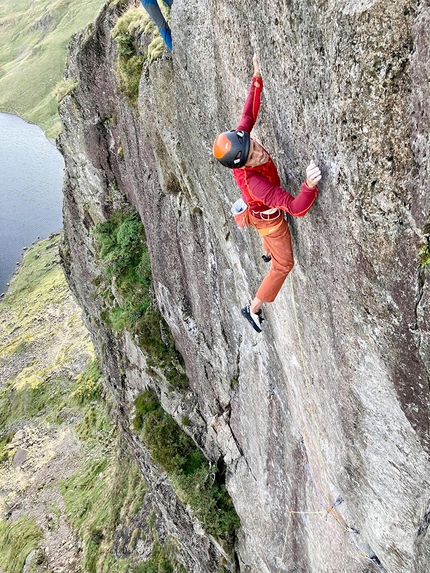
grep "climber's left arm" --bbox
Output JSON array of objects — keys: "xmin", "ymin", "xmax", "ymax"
[
  {"xmin": 245, "ymin": 162, "xmax": 321, "ymax": 216},
  {"xmin": 236, "ymin": 55, "xmax": 263, "ymax": 134}
]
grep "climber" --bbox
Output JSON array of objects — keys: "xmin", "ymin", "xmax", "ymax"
[
  {"xmin": 213, "ymin": 55, "xmax": 321, "ymax": 333},
  {"xmin": 140, "ymin": 0, "xmax": 173, "ymax": 52}
]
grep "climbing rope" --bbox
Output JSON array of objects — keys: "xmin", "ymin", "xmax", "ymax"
[
  {"xmin": 275, "ymin": 274, "xmax": 361, "ymax": 569},
  {"xmin": 289, "ymin": 272, "xmax": 334, "ymax": 504}
]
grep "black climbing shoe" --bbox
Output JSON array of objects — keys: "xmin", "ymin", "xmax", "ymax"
[
  {"xmin": 241, "ymin": 305, "xmax": 264, "ymax": 333},
  {"xmin": 262, "ymin": 255, "xmax": 271, "ymax": 263}
]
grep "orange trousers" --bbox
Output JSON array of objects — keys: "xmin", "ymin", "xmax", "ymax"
[{"xmin": 249, "ymin": 213, "xmax": 294, "ymax": 303}]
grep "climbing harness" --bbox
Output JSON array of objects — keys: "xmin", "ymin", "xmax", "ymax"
[{"xmin": 256, "ymin": 218, "xmax": 283, "ymax": 237}]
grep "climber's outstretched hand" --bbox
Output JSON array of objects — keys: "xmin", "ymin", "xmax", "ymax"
[
  {"xmin": 305, "ymin": 160, "xmax": 321, "ymax": 188},
  {"xmin": 253, "ymin": 54, "xmax": 261, "ymax": 78}
]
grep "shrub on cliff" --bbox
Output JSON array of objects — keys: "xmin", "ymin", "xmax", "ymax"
[
  {"xmin": 111, "ymin": 6, "xmax": 166, "ymax": 106},
  {"xmin": 95, "ymin": 211, "xmax": 151, "ymax": 317},
  {"xmin": 419, "ymin": 241, "xmax": 430, "ymax": 268},
  {"xmin": 55, "ymin": 78, "xmax": 79, "ymax": 102},
  {"xmin": 94, "ymin": 210, "xmax": 188, "ymax": 390},
  {"xmin": 134, "ymin": 390, "xmax": 240, "ymax": 539},
  {"xmin": 116, "ymin": 54, "xmax": 146, "ymax": 107}
]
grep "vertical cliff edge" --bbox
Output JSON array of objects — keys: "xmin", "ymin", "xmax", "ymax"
[{"xmin": 57, "ymin": 0, "xmax": 430, "ymax": 571}]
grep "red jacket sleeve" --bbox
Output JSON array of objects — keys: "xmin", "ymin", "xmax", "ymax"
[
  {"xmin": 236, "ymin": 76, "xmax": 263, "ymax": 133},
  {"xmin": 243, "ymin": 170, "xmax": 318, "ymax": 217}
]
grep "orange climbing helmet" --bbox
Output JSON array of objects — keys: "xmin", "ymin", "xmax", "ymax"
[{"xmin": 213, "ymin": 130, "xmax": 250, "ymax": 168}]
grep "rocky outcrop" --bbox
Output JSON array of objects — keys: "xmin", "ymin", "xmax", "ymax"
[{"xmin": 58, "ymin": 1, "xmax": 430, "ymax": 571}]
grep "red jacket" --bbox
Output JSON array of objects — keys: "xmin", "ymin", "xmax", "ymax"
[{"xmin": 233, "ymin": 76, "xmax": 318, "ymax": 217}]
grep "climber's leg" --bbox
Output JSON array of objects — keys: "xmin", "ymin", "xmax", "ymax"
[
  {"xmin": 140, "ymin": 0, "xmax": 172, "ymax": 51},
  {"xmin": 255, "ymin": 218, "xmax": 294, "ymax": 303}
]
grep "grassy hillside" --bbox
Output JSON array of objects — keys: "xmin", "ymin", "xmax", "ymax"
[
  {"xmin": 0, "ymin": 0, "xmax": 105, "ymax": 137},
  {"xmin": 0, "ymin": 236, "xmax": 149, "ymax": 573},
  {"xmin": 0, "ymin": 236, "xmax": 190, "ymax": 573}
]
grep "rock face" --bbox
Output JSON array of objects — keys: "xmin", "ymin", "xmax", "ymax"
[{"xmin": 58, "ymin": 1, "xmax": 430, "ymax": 571}]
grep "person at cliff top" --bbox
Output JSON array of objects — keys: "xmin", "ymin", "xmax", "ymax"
[
  {"xmin": 213, "ymin": 55, "xmax": 321, "ymax": 333},
  {"xmin": 140, "ymin": 0, "xmax": 172, "ymax": 52}
]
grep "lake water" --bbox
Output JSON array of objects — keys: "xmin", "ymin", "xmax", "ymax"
[{"xmin": 0, "ymin": 112, "xmax": 64, "ymax": 295}]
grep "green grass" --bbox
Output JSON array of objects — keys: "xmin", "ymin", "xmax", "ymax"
[
  {"xmin": 134, "ymin": 391, "xmax": 240, "ymax": 540},
  {"xmin": 116, "ymin": 53, "xmax": 146, "ymax": 107},
  {"xmin": 0, "ymin": 354, "xmax": 104, "ymax": 464},
  {"xmin": 0, "ymin": 235, "xmax": 65, "ymax": 310},
  {"xmin": 0, "ymin": 373, "xmax": 70, "ymax": 431},
  {"xmin": 0, "ymin": 237, "xmax": 95, "ymax": 397},
  {"xmin": 55, "ymin": 78, "xmax": 79, "ymax": 102},
  {"xmin": 0, "ymin": 237, "xmax": 98, "ymax": 421},
  {"xmin": 0, "ymin": 516, "xmax": 43, "ymax": 573},
  {"xmin": 70, "ymin": 358, "xmax": 103, "ymax": 404},
  {"xmin": 60, "ymin": 448, "xmax": 147, "ymax": 573},
  {"xmin": 0, "ymin": 235, "xmax": 95, "ymax": 431},
  {"xmin": 0, "ymin": 0, "xmax": 105, "ymax": 137}
]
